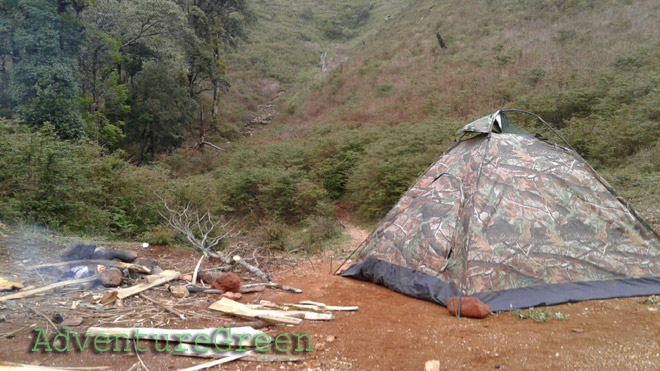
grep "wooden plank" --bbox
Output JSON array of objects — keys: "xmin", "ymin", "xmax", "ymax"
[
  {"xmin": 177, "ymin": 351, "xmax": 253, "ymax": 371},
  {"xmin": 85, "ymin": 326, "xmax": 265, "ymax": 347},
  {"xmin": 0, "ymin": 362, "xmax": 109, "ymax": 370},
  {"xmin": 245, "ymin": 304, "xmax": 334, "ymax": 321},
  {"xmin": 172, "ymin": 343, "xmax": 304, "ymax": 362},
  {"xmin": 209, "ymin": 298, "xmax": 302, "ymax": 325},
  {"xmin": 297, "ymin": 300, "xmax": 359, "ymax": 311},
  {"xmin": 258, "ymin": 300, "xmax": 357, "ymax": 312},
  {"xmin": 116, "ymin": 271, "xmax": 180, "ymax": 299},
  {"xmin": 0, "ymin": 276, "xmax": 97, "ymax": 302}
]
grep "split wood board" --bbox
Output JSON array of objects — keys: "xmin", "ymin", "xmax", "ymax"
[
  {"xmin": 116, "ymin": 270, "xmax": 181, "ymax": 299},
  {"xmin": 245, "ymin": 304, "xmax": 334, "ymax": 321},
  {"xmin": 209, "ymin": 298, "xmax": 302, "ymax": 325}
]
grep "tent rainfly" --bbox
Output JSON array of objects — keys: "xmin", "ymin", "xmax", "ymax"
[{"xmin": 342, "ymin": 110, "xmax": 660, "ymax": 311}]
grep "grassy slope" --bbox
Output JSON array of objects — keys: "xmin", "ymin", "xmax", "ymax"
[{"xmin": 213, "ymin": 0, "xmax": 660, "ymax": 228}]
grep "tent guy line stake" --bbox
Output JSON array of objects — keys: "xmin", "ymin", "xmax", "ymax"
[{"xmin": 332, "ymin": 236, "xmax": 369, "ymax": 276}]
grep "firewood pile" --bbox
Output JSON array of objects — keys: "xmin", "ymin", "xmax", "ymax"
[{"xmin": 0, "ymin": 243, "xmax": 358, "ymax": 371}]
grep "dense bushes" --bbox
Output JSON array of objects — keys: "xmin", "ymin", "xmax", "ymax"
[{"xmin": 0, "ymin": 121, "xmax": 166, "ymax": 236}]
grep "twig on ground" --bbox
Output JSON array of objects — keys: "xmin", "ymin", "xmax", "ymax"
[
  {"xmin": 240, "ymin": 282, "xmax": 302, "ymax": 294},
  {"xmin": 0, "ymin": 324, "xmax": 35, "ymax": 339},
  {"xmin": 133, "ymin": 339, "xmax": 151, "ymax": 371},
  {"xmin": 138, "ymin": 293, "xmax": 186, "ymax": 320},
  {"xmin": 29, "ymin": 307, "xmax": 62, "ymax": 334}
]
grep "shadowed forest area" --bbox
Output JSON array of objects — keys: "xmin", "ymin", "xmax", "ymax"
[{"xmin": 1, "ymin": 0, "xmax": 659, "ymax": 252}]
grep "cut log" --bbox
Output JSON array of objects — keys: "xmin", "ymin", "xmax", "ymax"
[
  {"xmin": 209, "ymin": 298, "xmax": 302, "ymax": 325},
  {"xmin": 0, "ymin": 276, "xmax": 97, "ymax": 302},
  {"xmin": 92, "ymin": 249, "xmax": 137, "ymax": 262},
  {"xmin": 31, "ymin": 260, "xmax": 150, "ymax": 274},
  {"xmin": 173, "ymin": 343, "xmax": 304, "ymax": 362},
  {"xmin": 85, "ymin": 326, "xmax": 264, "ymax": 347},
  {"xmin": 240, "ymin": 285, "xmax": 265, "ymax": 293},
  {"xmin": 187, "ymin": 287, "xmax": 224, "ymax": 294},
  {"xmin": 116, "ymin": 271, "xmax": 181, "ymax": 299}
]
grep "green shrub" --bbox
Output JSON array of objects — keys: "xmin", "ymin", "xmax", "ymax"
[{"xmin": 141, "ymin": 224, "xmax": 180, "ymax": 246}]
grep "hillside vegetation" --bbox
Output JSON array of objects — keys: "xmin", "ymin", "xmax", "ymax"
[{"xmin": 1, "ymin": 0, "xmax": 658, "ymax": 251}]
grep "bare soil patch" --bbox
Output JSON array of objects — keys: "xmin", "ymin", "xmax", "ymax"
[{"xmin": 0, "ymin": 232, "xmax": 659, "ymax": 370}]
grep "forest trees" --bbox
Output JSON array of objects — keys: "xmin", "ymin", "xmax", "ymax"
[
  {"xmin": 0, "ymin": 0, "xmax": 252, "ymax": 161},
  {"xmin": 1, "ymin": 0, "xmax": 86, "ymax": 139}
]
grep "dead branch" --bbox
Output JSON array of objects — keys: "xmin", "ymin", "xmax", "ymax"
[
  {"xmin": 240, "ymin": 282, "xmax": 302, "ymax": 293},
  {"xmin": 28, "ymin": 307, "xmax": 62, "ymax": 334},
  {"xmin": 133, "ymin": 339, "xmax": 151, "ymax": 371},
  {"xmin": 191, "ymin": 255, "xmax": 205, "ymax": 285},
  {"xmin": 233, "ymin": 255, "xmax": 270, "ymax": 282},
  {"xmin": 0, "ymin": 276, "xmax": 97, "ymax": 302}
]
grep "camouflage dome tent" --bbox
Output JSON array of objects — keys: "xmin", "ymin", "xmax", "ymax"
[{"xmin": 342, "ymin": 110, "xmax": 660, "ymax": 312}]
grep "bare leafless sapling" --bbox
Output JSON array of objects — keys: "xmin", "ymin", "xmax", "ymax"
[{"xmin": 157, "ymin": 196, "xmax": 238, "ymax": 284}]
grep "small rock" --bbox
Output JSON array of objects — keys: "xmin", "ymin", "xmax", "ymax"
[
  {"xmin": 182, "ymin": 274, "xmax": 193, "ymax": 282},
  {"xmin": 213, "ymin": 273, "xmax": 241, "ymax": 292},
  {"xmin": 325, "ymin": 335, "xmax": 335, "ymax": 343},
  {"xmin": 446, "ymin": 297, "xmax": 492, "ymax": 319},
  {"xmin": 51, "ymin": 313, "xmax": 63, "ymax": 324},
  {"xmin": 571, "ymin": 328, "xmax": 584, "ymax": 333},
  {"xmin": 169, "ymin": 285, "xmax": 190, "ymax": 298},
  {"xmin": 61, "ymin": 317, "xmax": 83, "ymax": 327},
  {"xmin": 314, "ymin": 342, "xmax": 326, "ymax": 351},
  {"xmin": 424, "ymin": 360, "xmax": 440, "ymax": 371},
  {"xmin": 221, "ymin": 292, "xmax": 242, "ymax": 300},
  {"xmin": 98, "ymin": 268, "xmax": 122, "ymax": 287}
]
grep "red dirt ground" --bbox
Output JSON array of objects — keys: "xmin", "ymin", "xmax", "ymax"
[{"xmin": 1, "ymin": 233, "xmax": 659, "ymax": 370}]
